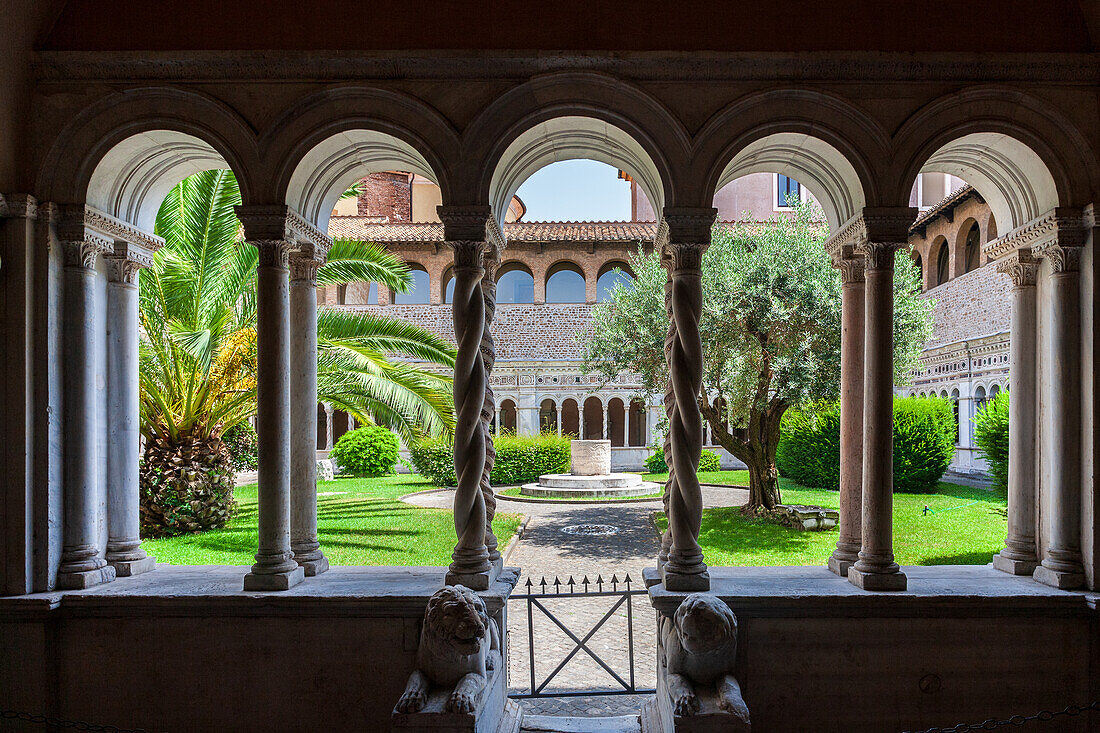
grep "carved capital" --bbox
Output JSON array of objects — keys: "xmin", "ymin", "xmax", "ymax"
[
  {"xmin": 663, "ymin": 207, "xmax": 717, "ymax": 243},
  {"xmin": 984, "ymin": 208, "xmax": 1087, "ymax": 261},
  {"xmin": 0, "ymin": 194, "xmax": 38, "ymax": 220},
  {"xmin": 449, "ymin": 239, "xmax": 486, "ymax": 272},
  {"xmin": 235, "ymin": 204, "xmax": 331, "ymax": 255},
  {"xmin": 825, "ymin": 207, "xmax": 916, "ymax": 259},
  {"xmin": 1035, "ymin": 243, "xmax": 1083, "ymax": 274},
  {"xmin": 105, "ymin": 241, "xmax": 156, "ymax": 284},
  {"xmin": 856, "ymin": 241, "xmax": 903, "ymax": 271},
  {"xmin": 252, "ymin": 239, "xmax": 292, "ymax": 269},
  {"xmin": 61, "ymin": 234, "xmax": 113, "ymax": 270},
  {"xmin": 996, "ymin": 249, "xmax": 1039, "ymax": 287},
  {"xmin": 438, "ymin": 205, "xmax": 493, "ymax": 242},
  {"xmin": 289, "ymin": 243, "xmax": 327, "ymax": 283},
  {"xmin": 663, "ymin": 241, "xmax": 708, "ymax": 275},
  {"xmin": 835, "ymin": 256, "xmax": 865, "ymax": 284}
]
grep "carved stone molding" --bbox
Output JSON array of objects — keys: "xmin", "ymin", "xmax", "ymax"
[
  {"xmin": 835, "ymin": 256, "xmax": 865, "ymax": 284},
  {"xmin": 1034, "ymin": 242, "xmax": 1084, "ymax": 274},
  {"xmin": 825, "ymin": 208, "xmax": 916, "ymax": 259},
  {"xmin": 235, "ymin": 204, "xmax": 332, "ymax": 253},
  {"xmin": 450, "ymin": 239, "xmax": 487, "ymax": 271},
  {"xmin": 61, "ymin": 233, "xmax": 113, "ymax": 269},
  {"xmin": 438, "ymin": 205, "xmax": 494, "ymax": 244},
  {"xmin": 855, "ymin": 241, "xmax": 904, "ymax": 271},
  {"xmin": 983, "ymin": 208, "xmax": 1087, "ymax": 261},
  {"xmin": 289, "ymin": 243, "xmax": 327, "ymax": 283},
  {"xmin": 995, "ymin": 249, "xmax": 1039, "ymax": 287},
  {"xmin": 254, "ymin": 239, "xmax": 292, "ymax": 269},
  {"xmin": 0, "ymin": 193, "xmax": 38, "ymax": 220},
  {"xmin": 105, "ymin": 241, "xmax": 157, "ymax": 284},
  {"xmin": 664, "ymin": 241, "xmax": 707, "ymax": 274},
  {"xmin": 663, "ymin": 207, "xmax": 717, "ymax": 244}
]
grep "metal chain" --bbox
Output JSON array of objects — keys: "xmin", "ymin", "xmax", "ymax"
[
  {"xmin": 0, "ymin": 708, "xmax": 150, "ymax": 733},
  {"xmin": 902, "ymin": 701, "xmax": 1100, "ymax": 733}
]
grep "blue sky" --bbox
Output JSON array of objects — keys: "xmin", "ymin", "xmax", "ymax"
[{"xmin": 514, "ymin": 159, "xmax": 632, "ymax": 221}]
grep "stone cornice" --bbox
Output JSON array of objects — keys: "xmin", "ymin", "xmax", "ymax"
[
  {"xmin": 662, "ymin": 207, "xmax": 718, "ymax": 246},
  {"xmin": 824, "ymin": 207, "xmax": 916, "ymax": 258},
  {"xmin": 0, "ymin": 194, "xmax": 38, "ymax": 220},
  {"xmin": 57, "ymin": 204, "xmax": 164, "ymax": 253},
  {"xmin": 437, "ymin": 206, "xmax": 499, "ymax": 260},
  {"xmin": 234, "ymin": 205, "xmax": 332, "ymax": 253},
  {"xmin": 983, "ymin": 208, "xmax": 1087, "ymax": 261},
  {"xmin": 34, "ymin": 51, "xmax": 1100, "ymax": 84}
]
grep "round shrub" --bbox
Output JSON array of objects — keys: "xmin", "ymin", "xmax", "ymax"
[
  {"xmin": 776, "ymin": 397, "xmax": 955, "ymax": 494},
  {"xmin": 411, "ymin": 433, "xmax": 571, "ymax": 487},
  {"xmin": 331, "ymin": 425, "xmax": 400, "ymax": 477},
  {"xmin": 223, "ymin": 421, "xmax": 258, "ymax": 472},
  {"xmin": 892, "ymin": 396, "xmax": 956, "ymax": 493},
  {"xmin": 973, "ymin": 391, "xmax": 1009, "ymax": 497},
  {"xmin": 776, "ymin": 402, "xmax": 841, "ymax": 490},
  {"xmin": 645, "ymin": 445, "xmax": 721, "ymax": 474}
]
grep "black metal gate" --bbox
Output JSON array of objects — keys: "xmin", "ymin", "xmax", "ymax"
[{"xmin": 508, "ymin": 574, "xmax": 655, "ymax": 699}]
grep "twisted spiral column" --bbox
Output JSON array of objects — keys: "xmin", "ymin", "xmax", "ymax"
[
  {"xmin": 480, "ymin": 256, "xmax": 500, "ymax": 567},
  {"xmin": 993, "ymin": 250, "xmax": 1040, "ymax": 575},
  {"xmin": 658, "ymin": 268, "xmax": 676, "ymax": 568},
  {"xmin": 662, "ymin": 239, "xmax": 709, "ymax": 591},
  {"xmin": 447, "ymin": 239, "xmax": 491, "ymax": 589}
]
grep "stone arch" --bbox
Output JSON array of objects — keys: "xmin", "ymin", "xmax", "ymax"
[
  {"xmin": 498, "ymin": 398, "xmax": 518, "ymax": 434},
  {"xmin": 264, "ymin": 86, "xmax": 458, "ymax": 217},
  {"xmin": 394, "ymin": 263, "xmax": 430, "ymax": 305},
  {"xmin": 932, "ymin": 235, "xmax": 950, "ymax": 286},
  {"xmin": 582, "ymin": 395, "xmax": 604, "ymax": 440},
  {"xmin": 38, "ymin": 88, "xmax": 259, "ymax": 231},
  {"xmin": 560, "ymin": 398, "xmax": 581, "ymax": 438},
  {"xmin": 283, "ymin": 129, "xmax": 442, "ymax": 232},
  {"xmin": 892, "ymin": 89, "xmax": 1099, "ymax": 228},
  {"xmin": 597, "ymin": 260, "xmax": 635, "ymax": 302},
  {"xmin": 695, "ymin": 89, "xmax": 886, "ymax": 226},
  {"xmin": 496, "ymin": 261, "xmax": 535, "ymax": 304},
  {"xmin": 539, "ymin": 398, "xmax": 559, "ymax": 434},
  {"xmin": 607, "ymin": 397, "xmax": 627, "ymax": 447}
]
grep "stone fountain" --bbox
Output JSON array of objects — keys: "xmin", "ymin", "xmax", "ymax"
[{"xmin": 520, "ymin": 439, "xmax": 660, "ymax": 499}]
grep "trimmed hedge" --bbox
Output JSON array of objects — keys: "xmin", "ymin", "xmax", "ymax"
[
  {"xmin": 331, "ymin": 425, "xmax": 400, "ymax": 477},
  {"xmin": 223, "ymin": 421, "xmax": 258, "ymax": 472},
  {"xmin": 411, "ymin": 433, "xmax": 571, "ymax": 487},
  {"xmin": 644, "ymin": 446, "xmax": 721, "ymax": 474},
  {"xmin": 973, "ymin": 391, "xmax": 1009, "ymax": 496},
  {"xmin": 776, "ymin": 397, "xmax": 955, "ymax": 493}
]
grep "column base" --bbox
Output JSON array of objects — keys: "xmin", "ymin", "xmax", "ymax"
[
  {"xmin": 244, "ymin": 565, "xmax": 305, "ymax": 591},
  {"xmin": 297, "ymin": 555, "xmax": 330, "ymax": 577},
  {"xmin": 109, "ymin": 555, "xmax": 157, "ymax": 577},
  {"xmin": 662, "ymin": 567, "xmax": 710, "ymax": 592},
  {"xmin": 992, "ymin": 553, "xmax": 1037, "ymax": 576},
  {"xmin": 847, "ymin": 566, "xmax": 907, "ymax": 592},
  {"xmin": 57, "ymin": 565, "xmax": 117, "ymax": 590},
  {"xmin": 1033, "ymin": 564, "xmax": 1085, "ymax": 590},
  {"xmin": 827, "ymin": 556, "xmax": 855, "ymax": 577}
]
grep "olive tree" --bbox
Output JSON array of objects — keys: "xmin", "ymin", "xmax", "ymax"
[{"xmin": 583, "ymin": 203, "xmax": 932, "ymax": 512}]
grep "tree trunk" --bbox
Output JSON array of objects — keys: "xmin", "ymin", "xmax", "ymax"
[
  {"xmin": 701, "ymin": 397, "xmax": 785, "ymax": 514},
  {"xmin": 140, "ymin": 427, "xmax": 237, "ymax": 537}
]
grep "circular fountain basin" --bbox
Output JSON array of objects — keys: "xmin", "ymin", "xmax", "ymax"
[{"xmin": 520, "ymin": 472, "xmax": 660, "ymax": 499}]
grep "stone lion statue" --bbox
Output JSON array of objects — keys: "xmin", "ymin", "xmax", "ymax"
[
  {"xmin": 660, "ymin": 593, "xmax": 750, "ymax": 723},
  {"xmin": 396, "ymin": 585, "xmax": 500, "ymax": 715}
]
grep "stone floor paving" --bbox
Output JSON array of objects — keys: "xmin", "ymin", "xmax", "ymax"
[{"xmin": 403, "ymin": 485, "xmax": 748, "ymax": 719}]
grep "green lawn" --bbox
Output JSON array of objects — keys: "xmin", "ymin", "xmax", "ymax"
[
  {"xmin": 141, "ymin": 475, "xmax": 524, "ymax": 566},
  {"xmin": 649, "ymin": 470, "xmax": 1007, "ymax": 566},
  {"xmin": 498, "ymin": 486, "xmax": 664, "ymax": 501}
]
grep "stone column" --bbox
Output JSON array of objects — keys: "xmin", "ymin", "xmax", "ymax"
[
  {"xmin": 1033, "ymin": 240, "xmax": 1086, "ymax": 589},
  {"xmin": 480, "ymin": 254, "xmax": 500, "ymax": 570},
  {"xmin": 104, "ymin": 244, "xmax": 157, "ymax": 577},
  {"xmin": 661, "ymin": 209, "xmax": 715, "ymax": 592},
  {"xmin": 993, "ymin": 251, "xmax": 1040, "ymax": 575},
  {"xmin": 828, "ymin": 256, "xmax": 865, "ymax": 577},
  {"xmin": 57, "ymin": 231, "xmax": 117, "ymax": 590},
  {"xmin": 556, "ymin": 405, "xmax": 563, "ymax": 437},
  {"xmin": 494, "ymin": 407, "xmax": 501, "ymax": 437},
  {"xmin": 848, "ymin": 241, "xmax": 906, "ymax": 591},
  {"xmin": 439, "ymin": 206, "xmax": 495, "ymax": 590},
  {"xmin": 324, "ymin": 403, "xmax": 335, "ymax": 451},
  {"xmin": 602, "ymin": 405, "xmax": 609, "ymax": 440},
  {"xmin": 243, "ymin": 236, "xmax": 304, "ymax": 591},
  {"xmin": 580, "ymin": 409, "xmax": 587, "ymax": 440},
  {"xmin": 289, "ymin": 245, "xmax": 329, "ymax": 577}
]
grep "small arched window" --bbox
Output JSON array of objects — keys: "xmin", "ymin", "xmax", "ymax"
[
  {"xmin": 545, "ymin": 262, "xmax": 586, "ymax": 303},
  {"xmin": 936, "ymin": 240, "xmax": 950, "ymax": 286},
  {"xmin": 964, "ymin": 222, "xmax": 980, "ymax": 274},
  {"xmin": 395, "ymin": 267, "xmax": 429, "ymax": 304},
  {"xmin": 974, "ymin": 386, "xmax": 987, "ymax": 412},
  {"xmin": 597, "ymin": 263, "xmax": 634, "ymax": 302},
  {"xmin": 913, "ymin": 253, "xmax": 924, "ymax": 291},
  {"xmin": 497, "ymin": 264, "xmax": 535, "ymax": 304},
  {"xmin": 443, "ymin": 268, "xmax": 455, "ymax": 304}
]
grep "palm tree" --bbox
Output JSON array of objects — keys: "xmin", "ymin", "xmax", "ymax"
[{"xmin": 139, "ymin": 169, "xmax": 455, "ymax": 536}]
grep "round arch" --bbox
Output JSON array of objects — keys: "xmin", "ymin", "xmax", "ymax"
[
  {"xmin": 545, "ymin": 260, "xmax": 587, "ymax": 304},
  {"xmin": 710, "ymin": 132, "xmax": 867, "ymax": 232},
  {"xmin": 394, "ymin": 263, "xmax": 430, "ymax": 305},
  {"xmin": 496, "ymin": 261, "xmax": 535, "ymax": 304},
  {"xmin": 486, "ymin": 115, "xmax": 668, "ymax": 228},
  {"xmin": 284, "ymin": 130, "xmax": 440, "ymax": 231},
  {"xmin": 957, "ymin": 217, "xmax": 981, "ymax": 274}
]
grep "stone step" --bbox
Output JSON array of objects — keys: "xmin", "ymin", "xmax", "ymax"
[{"xmin": 522, "ymin": 714, "xmax": 641, "ymax": 733}]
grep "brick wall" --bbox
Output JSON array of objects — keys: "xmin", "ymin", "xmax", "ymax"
[
  {"xmin": 920, "ymin": 261, "xmax": 1010, "ymax": 349},
  {"xmin": 357, "ymin": 171, "xmax": 412, "ymax": 221}
]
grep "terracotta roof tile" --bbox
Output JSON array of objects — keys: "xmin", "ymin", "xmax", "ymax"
[{"xmin": 910, "ymin": 185, "xmax": 982, "ymax": 232}]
